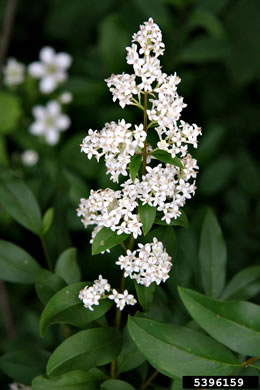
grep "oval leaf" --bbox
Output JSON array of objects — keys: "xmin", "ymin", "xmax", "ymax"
[
  {"xmin": 221, "ymin": 265, "xmax": 260, "ymax": 300},
  {"xmin": 0, "ymin": 240, "xmax": 40, "ymax": 283},
  {"xmin": 117, "ymin": 327, "xmax": 145, "ymax": 374},
  {"xmin": 128, "ymin": 316, "xmax": 239, "ymax": 378},
  {"xmin": 32, "ymin": 368, "xmax": 106, "ymax": 390},
  {"xmin": 40, "ymin": 282, "xmax": 112, "ymax": 336},
  {"xmin": 42, "ymin": 208, "xmax": 54, "ymax": 235},
  {"xmin": 0, "ymin": 168, "xmax": 42, "ymax": 235},
  {"xmin": 129, "ymin": 154, "xmax": 142, "ymax": 182},
  {"xmin": 101, "ymin": 379, "xmax": 136, "ymax": 390},
  {"xmin": 55, "ymin": 248, "xmax": 81, "ymax": 284},
  {"xmin": 47, "ymin": 328, "xmax": 122, "ymax": 376},
  {"xmin": 0, "ymin": 349, "xmax": 49, "ymax": 385},
  {"xmin": 199, "ymin": 208, "xmax": 227, "ymax": 297},
  {"xmin": 138, "ymin": 204, "xmax": 156, "ymax": 236},
  {"xmin": 35, "ymin": 269, "xmax": 66, "ymax": 305},
  {"xmin": 178, "ymin": 287, "xmax": 260, "ymax": 357},
  {"xmin": 0, "ymin": 92, "xmax": 22, "ymax": 134},
  {"xmin": 152, "ymin": 150, "xmax": 184, "ymax": 168},
  {"xmin": 92, "ymin": 227, "xmax": 129, "ymax": 255},
  {"xmin": 135, "ymin": 281, "xmax": 156, "ymax": 312}
]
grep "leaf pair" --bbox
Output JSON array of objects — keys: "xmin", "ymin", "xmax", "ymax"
[{"xmin": 127, "ymin": 288, "xmax": 260, "ymax": 379}]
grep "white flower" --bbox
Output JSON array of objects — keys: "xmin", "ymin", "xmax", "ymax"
[
  {"xmin": 29, "ymin": 100, "xmax": 70, "ymax": 145},
  {"xmin": 28, "ymin": 47, "xmax": 72, "ymax": 93},
  {"xmin": 77, "ymin": 187, "xmax": 142, "ymax": 239},
  {"xmin": 108, "ymin": 289, "xmax": 137, "ymax": 310},
  {"xmin": 3, "ymin": 58, "xmax": 25, "ymax": 86},
  {"xmin": 93, "ymin": 275, "xmax": 111, "ymax": 294},
  {"xmin": 59, "ymin": 91, "xmax": 73, "ymax": 104},
  {"xmin": 9, "ymin": 384, "xmax": 31, "ymax": 390},
  {"xmin": 81, "ymin": 120, "xmax": 145, "ymax": 183},
  {"xmin": 116, "ymin": 238, "xmax": 172, "ymax": 287},
  {"xmin": 21, "ymin": 150, "xmax": 39, "ymax": 166},
  {"xmin": 105, "ymin": 73, "xmax": 139, "ymax": 108}
]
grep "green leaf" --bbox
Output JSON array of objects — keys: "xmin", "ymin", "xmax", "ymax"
[
  {"xmin": 129, "ymin": 154, "xmax": 142, "ymax": 182},
  {"xmin": 135, "ymin": 282, "xmax": 156, "ymax": 312},
  {"xmin": 0, "ymin": 240, "xmax": 40, "ymax": 283},
  {"xmin": 178, "ymin": 36, "xmax": 229, "ymax": 63},
  {"xmin": 152, "ymin": 150, "xmax": 184, "ymax": 168},
  {"xmin": 40, "ymin": 282, "xmax": 112, "ymax": 336},
  {"xmin": 138, "ymin": 204, "xmax": 156, "ymax": 236},
  {"xmin": 0, "ymin": 349, "xmax": 49, "ymax": 385},
  {"xmin": 42, "ymin": 208, "xmax": 54, "ymax": 235},
  {"xmin": 35, "ymin": 269, "xmax": 66, "ymax": 305},
  {"xmin": 47, "ymin": 328, "xmax": 122, "ymax": 376},
  {"xmin": 55, "ymin": 248, "xmax": 81, "ymax": 284},
  {"xmin": 128, "ymin": 316, "xmax": 239, "ymax": 378},
  {"xmin": 92, "ymin": 227, "xmax": 129, "ymax": 255},
  {"xmin": 99, "ymin": 14, "xmax": 129, "ymax": 73},
  {"xmin": 155, "ymin": 210, "xmax": 189, "ymax": 228},
  {"xmin": 32, "ymin": 368, "xmax": 106, "ymax": 390},
  {"xmin": 198, "ymin": 157, "xmax": 234, "ymax": 195},
  {"xmin": 188, "ymin": 9, "xmax": 226, "ymax": 39},
  {"xmin": 0, "ymin": 92, "xmax": 22, "ymax": 134},
  {"xmin": 178, "ymin": 287, "xmax": 260, "ymax": 357},
  {"xmin": 101, "ymin": 379, "xmax": 136, "ymax": 390},
  {"xmin": 199, "ymin": 208, "xmax": 227, "ymax": 297},
  {"xmin": 0, "ymin": 168, "xmax": 42, "ymax": 235},
  {"xmin": 222, "ymin": 266, "xmax": 260, "ymax": 300},
  {"xmin": 117, "ymin": 327, "xmax": 145, "ymax": 374}
]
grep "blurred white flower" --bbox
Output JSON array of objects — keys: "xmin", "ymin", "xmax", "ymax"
[
  {"xmin": 29, "ymin": 100, "xmax": 70, "ymax": 145},
  {"xmin": 21, "ymin": 149, "xmax": 39, "ymax": 166},
  {"xmin": 9, "ymin": 384, "xmax": 31, "ymax": 390},
  {"xmin": 28, "ymin": 47, "xmax": 72, "ymax": 93},
  {"xmin": 3, "ymin": 58, "xmax": 25, "ymax": 86},
  {"xmin": 59, "ymin": 91, "xmax": 73, "ymax": 104}
]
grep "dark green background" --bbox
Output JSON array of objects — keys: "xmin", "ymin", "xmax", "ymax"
[{"xmin": 0, "ymin": 0, "xmax": 260, "ymax": 387}]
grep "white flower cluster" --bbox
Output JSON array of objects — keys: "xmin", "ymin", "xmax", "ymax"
[
  {"xmin": 9, "ymin": 384, "xmax": 31, "ymax": 390},
  {"xmin": 117, "ymin": 238, "xmax": 172, "ymax": 286},
  {"xmin": 78, "ymin": 18, "xmax": 201, "ymax": 311},
  {"xmin": 29, "ymin": 100, "xmax": 70, "ymax": 145},
  {"xmin": 77, "ymin": 187, "xmax": 142, "ymax": 239},
  {"xmin": 3, "ymin": 58, "xmax": 25, "ymax": 86},
  {"xmin": 81, "ymin": 119, "xmax": 146, "ymax": 182},
  {"xmin": 28, "ymin": 47, "xmax": 72, "ymax": 94},
  {"xmin": 108, "ymin": 289, "xmax": 136, "ymax": 310},
  {"xmin": 79, "ymin": 275, "xmax": 136, "ymax": 311}
]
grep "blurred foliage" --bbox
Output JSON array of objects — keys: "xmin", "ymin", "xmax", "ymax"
[{"xmin": 0, "ymin": 0, "xmax": 260, "ymax": 387}]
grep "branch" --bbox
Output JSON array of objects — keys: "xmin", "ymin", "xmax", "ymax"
[
  {"xmin": 0, "ymin": 0, "xmax": 19, "ymax": 85},
  {"xmin": 0, "ymin": 280, "xmax": 16, "ymax": 339}
]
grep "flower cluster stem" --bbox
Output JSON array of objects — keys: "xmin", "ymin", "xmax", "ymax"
[
  {"xmin": 40, "ymin": 235, "xmax": 52, "ymax": 271},
  {"xmin": 140, "ymin": 370, "xmax": 159, "ymax": 389},
  {"xmin": 142, "ymin": 92, "xmax": 148, "ymax": 176}
]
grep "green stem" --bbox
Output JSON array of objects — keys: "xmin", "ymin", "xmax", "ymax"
[
  {"xmin": 110, "ymin": 235, "xmax": 135, "ymax": 378},
  {"xmin": 231, "ymin": 356, "xmax": 260, "ymax": 375},
  {"xmin": 140, "ymin": 370, "xmax": 159, "ymax": 390},
  {"xmin": 40, "ymin": 235, "xmax": 52, "ymax": 271},
  {"xmin": 142, "ymin": 92, "xmax": 148, "ymax": 176}
]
